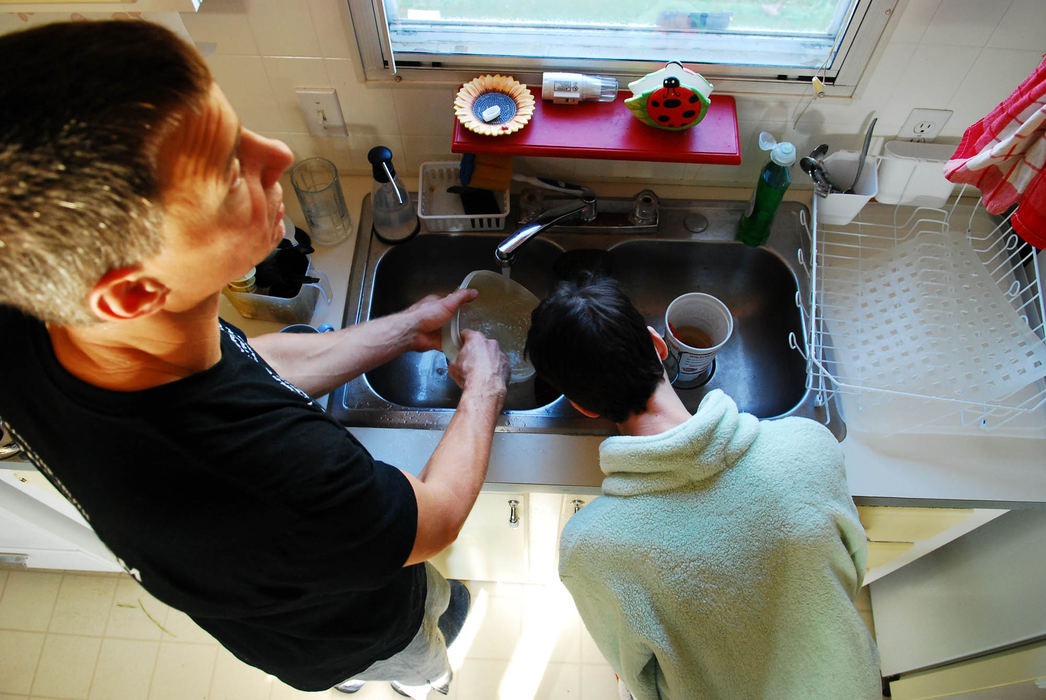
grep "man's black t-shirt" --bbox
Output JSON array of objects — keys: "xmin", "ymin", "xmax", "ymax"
[{"xmin": 0, "ymin": 306, "xmax": 426, "ymax": 691}]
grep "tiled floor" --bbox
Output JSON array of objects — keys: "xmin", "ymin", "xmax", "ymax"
[{"xmin": 0, "ymin": 568, "xmax": 877, "ymax": 700}]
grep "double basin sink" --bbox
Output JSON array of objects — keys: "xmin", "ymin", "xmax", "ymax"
[{"xmin": 332, "ymin": 194, "xmax": 842, "ymax": 438}]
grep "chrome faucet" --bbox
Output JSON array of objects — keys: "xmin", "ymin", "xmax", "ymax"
[{"xmin": 495, "ymin": 187, "xmax": 597, "ymax": 266}]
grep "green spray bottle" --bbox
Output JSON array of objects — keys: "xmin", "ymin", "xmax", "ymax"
[{"xmin": 737, "ymin": 132, "xmax": 796, "ymax": 247}]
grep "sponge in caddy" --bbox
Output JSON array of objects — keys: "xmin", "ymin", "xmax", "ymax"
[{"xmin": 459, "ymin": 153, "xmax": 514, "ymax": 191}]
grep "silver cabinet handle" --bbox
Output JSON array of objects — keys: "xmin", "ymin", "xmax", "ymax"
[
  {"xmin": 571, "ymin": 499, "xmax": 586, "ymax": 514},
  {"xmin": 508, "ymin": 499, "xmax": 520, "ymax": 528}
]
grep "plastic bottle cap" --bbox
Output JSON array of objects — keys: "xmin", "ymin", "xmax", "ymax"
[
  {"xmin": 367, "ymin": 145, "xmax": 396, "ymax": 182},
  {"xmin": 770, "ymin": 142, "xmax": 796, "ymax": 166},
  {"xmin": 758, "ymin": 131, "xmax": 778, "ymax": 151}
]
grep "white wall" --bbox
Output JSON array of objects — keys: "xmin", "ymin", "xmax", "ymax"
[{"xmin": 4, "ymin": 0, "xmax": 1045, "ymax": 190}]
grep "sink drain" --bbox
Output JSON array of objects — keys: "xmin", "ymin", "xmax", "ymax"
[
  {"xmin": 684, "ymin": 212, "xmax": 709, "ymax": 233},
  {"xmin": 664, "ymin": 355, "xmax": 716, "ymax": 389}
]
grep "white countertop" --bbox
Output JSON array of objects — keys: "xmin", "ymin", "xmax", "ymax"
[{"xmin": 222, "ymin": 176, "xmax": 1046, "ymax": 506}]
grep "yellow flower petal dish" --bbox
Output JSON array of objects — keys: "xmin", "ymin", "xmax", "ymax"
[{"xmin": 454, "ymin": 74, "xmax": 535, "ymax": 137}]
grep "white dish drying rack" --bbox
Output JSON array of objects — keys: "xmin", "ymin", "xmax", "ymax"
[{"xmin": 800, "ymin": 185, "xmax": 1046, "ymax": 438}]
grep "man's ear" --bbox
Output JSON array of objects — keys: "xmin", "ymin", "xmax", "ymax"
[
  {"xmin": 648, "ymin": 326, "xmax": 669, "ymax": 360},
  {"xmin": 568, "ymin": 399, "xmax": 600, "ymax": 419},
  {"xmin": 88, "ymin": 267, "xmax": 170, "ymax": 321}
]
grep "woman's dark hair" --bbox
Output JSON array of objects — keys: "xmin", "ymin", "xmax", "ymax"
[
  {"xmin": 525, "ymin": 277, "xmax": 664, "ymax": 423},
  {"xmin": 0, "ymin": 20, "xmax": 212, "ymax": 325}
]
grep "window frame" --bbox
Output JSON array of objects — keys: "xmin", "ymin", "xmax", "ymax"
[{"xmin": 346, "ymin": 0, "xmax": 897, "ymax": 96}]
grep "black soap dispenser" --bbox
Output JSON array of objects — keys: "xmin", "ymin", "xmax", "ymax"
[{"xmin": 367, "ymin": 145, "xmax": 419, "ymax": 244}]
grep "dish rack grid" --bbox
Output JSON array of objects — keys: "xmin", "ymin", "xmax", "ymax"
[{"xmin": 795, "ymin": 186, "xmax": 1046, "ymax": 437}]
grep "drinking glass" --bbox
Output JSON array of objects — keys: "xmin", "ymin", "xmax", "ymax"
[{"xmin": 291, "ymin": 157, "xmax": 353, "ymax": 246}]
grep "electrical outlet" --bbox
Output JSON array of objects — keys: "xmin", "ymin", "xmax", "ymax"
[
  {"xmin": 296, "ymin": 88, "xmax": 347, "ymax": 137},
  {"xmin": 899, "ymin": 109, "xmax": 952, "ymax": 142}
]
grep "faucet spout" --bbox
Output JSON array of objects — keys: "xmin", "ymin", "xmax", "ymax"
[{"xmin": 495, "ymin": 195, "xmax": 596, "ymax": 265}]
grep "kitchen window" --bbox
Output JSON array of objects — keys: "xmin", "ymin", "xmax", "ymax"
[{"xmin": 346, "ymin": 0, "xmax": 896, "ymax": 95}]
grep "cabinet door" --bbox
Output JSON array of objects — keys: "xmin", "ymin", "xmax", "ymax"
[
  {"xmin": 558, "ymin": 494, "xmax": 596, "ymax": 530},
  {"xmin": 0, "ymin": 473, "xmax": 121, "ymax": 572},
  {"xmin": 429, "ymin": 493, "xmax": 529, "ymax": 583},
  {"xmin": 858, "ymin": 506, "xmax": 1007, "ymax": 584},
  {"xmin": 889, "ymin": 641, "xmax": 1046, "ymax": 699}
]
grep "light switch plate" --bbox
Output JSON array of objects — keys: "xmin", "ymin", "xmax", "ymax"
[
  {"xmin": 899, "ymin": 109, "xmax": 952, "ymax": 142},
  {"xmin": 296, "ymin": 88, "xmax": 348, "ymax": 137}
]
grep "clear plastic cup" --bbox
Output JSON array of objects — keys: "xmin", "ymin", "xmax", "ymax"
[{"xmin": 291, "ymin": 157, "xmax": 353, "ymax": 246}]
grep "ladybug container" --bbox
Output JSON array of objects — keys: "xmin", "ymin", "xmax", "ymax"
[{"xmin": 625, "ymin": 61, "xmax": 713, "ymax": 131}]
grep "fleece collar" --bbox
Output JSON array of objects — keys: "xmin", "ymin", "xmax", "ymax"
[{"xmin": 599, "ymin": 389, "xmax": 760, "ymax": 497}]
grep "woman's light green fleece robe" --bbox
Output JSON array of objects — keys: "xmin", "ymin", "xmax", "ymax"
[{"xmin": 558, "ymin": 390, "xmax": 881, "ymax": 699}]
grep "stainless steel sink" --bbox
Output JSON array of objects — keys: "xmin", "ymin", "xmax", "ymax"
[
  {"xmin": 332, "ymin": 194, "xmax": 843, "ymax": 438},
  {"xmin": 365, "ymin": 235, "xmax": 564, "ymax": 412}
]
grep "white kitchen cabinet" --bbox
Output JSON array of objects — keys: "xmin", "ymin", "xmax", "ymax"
[
  {"xmin": 429, "ymin": 492, "xmax": 530, "ymax": 583},
  {"xmin": 0, "ymin": 466, "xmax": 120, "ymax": 572},
  {"xmin": 871, "ymin": 510, "xmax": 1046, "ymax": 691},
  {"xmin": 429, "ymin": 492, "xmax": 601, "ymax": 585},
  {"xmin": 889, "ymin": 641, "xmax": 1046, "ymax": 700},
  {"xmin": 857, "ymin": 506, "xmax": 1008, "ymax": 584}
]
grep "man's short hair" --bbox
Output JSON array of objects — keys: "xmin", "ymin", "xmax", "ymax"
[
  {"xmin": 526, "ymin": 277, "xmax": 664, "ymax": 423},
  {"xmin": 0, "ymin": 20, "xmax": 212, "ymax": 326}
]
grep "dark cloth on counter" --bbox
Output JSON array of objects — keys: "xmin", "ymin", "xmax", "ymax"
[{"xmin": 0, "ymin": 306, "xmax": 425, "ymax": 691}]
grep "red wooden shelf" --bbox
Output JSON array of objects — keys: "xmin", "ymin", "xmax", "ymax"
[{"xmin": 452, "ymin": 92, "xmax": 740, "ymax": 165}]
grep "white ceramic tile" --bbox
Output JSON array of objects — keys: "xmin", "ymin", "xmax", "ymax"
[
  {"xmin": 89, "ymin": 638, "xmax": 160, "ymax": 700},
  {"xmin": 49, "ymin": 574, "xmax": 118, "ymax": 636},
  {"xmin": 247, "ymin": 0, "xmax": 324, "ymax": 57},
  {"xmin": 0, "ymin": 693, "xmax": 30, "ymax": 700},
  {"xmin": 393, "ymin": 86, "xmax": 458, "ymax": 136},
  {"xmin": 282, "ymin": 131, "xmax": 397, "ymax": 177},
  {"xmin": 453, "ymin": 658, "xmax": 510, "ymax": 699},
  {"xmin": 534, "ymin": 662, "xmax": 581, "ymax": 700},
  {"xmin": 31, "ymin": 634, "xmax": 101, "ymax": 700},
  {"xmin": 579, "ymin": 624, "xmax": 610, "ymax": 666},
  {"xmin": 161, "ymin": 607, "xmax": 216, "ymax": 644},
  {"xmin": 307, "ymin": 0, "xmax": 359, "ymax": 60},
  {"xmin": 887, "ymin": 0, "xmax": 940, "ymax": 44},
  {"xmin": 468, "ymin": 593, "xmax": 523, "ymax": 660},
  {"xmin": 923, "ymin": 0, "xmax": 1008, "ymax": 47},
  {"xmin": 325, "ymin": 59, "xmax": 400, "ymax": 128},
  {"xmin": 268, "ymin": 680, "xmax": 327, "ymax": 699},
  {"xmin": 207, "ymin": 54, "xmax": 285, "ymax": 134},
  {"xmin": 263, "ymin": 56, "xmax": 333, "ymax": 133},
  {"xmin": 898, "ymin": 44, "xmax": 979, "ymax": 110},
  {"xmin": 209, "ymin": 647, "xmax": 273, "ymax": 700},
  {"xmin": 0, "ymin": 630, "xmax": 44, "ymax": 694},
  {"xmin": 569, "ymin": 159, "xmax": 649, "ymax": 183},
  {"xmin": 988, "ymin": 0, "xmax": 1046, "ymax": 50},
  {"xmin": 148, "ymin": 642, "xmax": 218, "ymax": 700},
  {"xmin": 105, "ymin": 578, "xmax": 169, "ymax": 641},
  {"xmin": 181, "ymin": 4, "xmax": 259, "ymax": 55},
  {"xmin": 580, "ymin": 663, "xmax": 620, "ymax": 700},
  {"xmin": 323, "ymin": 56, "xmax": 367, "ymax": 92},
  {"xmin": 522, "ymin": 584, "xmax": 581, "ymax": 664},
  {"xmin": 516, "ymin": 157, "xmax": 578, "ymax": 182},
  {"xmin": 949, "ymin": 48, "xmax": 1046, "ymax": 139},
  {"xmin": 849, "ymin": 42, "xmax": 918, "ymax": 136},
  {"xmin": 399, "ymin": 135, "xmax": 455, "ymax": 175},
  {"xmin": 0, "ymin": 570, "xmax": 60, "ymax": 632},
  {"xmin": 0, "ymin": 570, "xmax": 8, "ymax": 595}
]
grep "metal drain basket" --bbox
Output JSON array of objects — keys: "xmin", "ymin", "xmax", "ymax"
[{"xmin": 801, "ymin": 183, "xmax": 1046, "ymax": 437}]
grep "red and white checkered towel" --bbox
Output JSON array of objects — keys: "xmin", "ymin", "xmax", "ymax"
[{"xmin": 944, "ymin": 54, "xmax": 1046, "ymax": 248}]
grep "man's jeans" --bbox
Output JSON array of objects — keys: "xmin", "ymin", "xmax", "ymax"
[{"xmin": 342, "ymin": 563, "xmax": 462, "ymax": 687}]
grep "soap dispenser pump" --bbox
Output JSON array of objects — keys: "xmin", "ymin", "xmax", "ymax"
[
  {"xmin": 367, "ymin": 145, "xmax": 419, "ymax": 244},
  {"xmin": 737, "ymin": 132, "xmax": 796, "ymax": 247}
]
